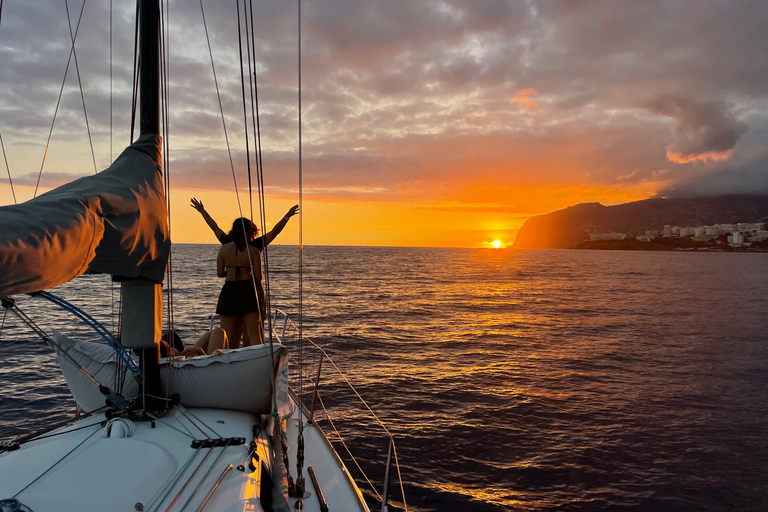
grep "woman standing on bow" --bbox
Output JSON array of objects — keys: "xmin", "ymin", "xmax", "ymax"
[
  {"xmin": 194, "ymin": 200, "xmax": 298, "ymax": 347},
  {"xmin": 215, "ymin": 218, "xmax": 265, "ymax": 347}
]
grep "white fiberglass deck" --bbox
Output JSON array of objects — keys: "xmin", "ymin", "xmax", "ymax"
[{"xmin": 0, "ymin": 399, "xmax": 368, "ymax": 512}]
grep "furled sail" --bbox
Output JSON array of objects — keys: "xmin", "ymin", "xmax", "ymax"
[{"xmin": 0, "ymin": 134, "xmax": 170, "ymax": 296}]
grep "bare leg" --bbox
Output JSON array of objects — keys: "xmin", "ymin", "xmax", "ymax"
[
  {"xmin": 220, "ymin": 315, "xmax": 243, "ymax": 349},
  {"xmin": 206, "ymin": 328, "xmax": 228, "ymax": 351},
  {"xmin": 240, "ymin": 319, "xmax": 251, "ymax": 346},
  {"xmin": 243, "ymin": 311, "xmax": 263, "ymax": 345}
]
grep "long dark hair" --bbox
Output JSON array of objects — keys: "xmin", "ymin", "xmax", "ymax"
[{"xmin": 227, "ymin": 217, "xmax": 258, "ymax": 250}]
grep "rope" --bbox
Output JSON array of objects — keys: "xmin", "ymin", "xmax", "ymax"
[
  {"xmin": 109, "ymin": 0, "xmax": 112, "ymax": 162},
  {"xmin": 0, "ymin": 304, "xmax": 8, "ymax": 341},
  {"xmin": 145, "ymin": 446, "xmax": 201, "ymax": 511},
  {"xmin": 159, "ymin": 0, "xmax": 176, "ymax": 392},
  {"xmin": 0, "ymin": 0, "xmax": 17, "ymax": 205},
  {"xmin": 12, "ymin": 424, "xmax": 101, "ymax": 499},
  {"xmin": 64, "ymin": 0, "xmax": 98, "ymax": 175},
  {"xmin": 392, "ymin": 440, "xmax": 409, "ymax": 512},
  {"xmin": 176, "ymin": 404, "xmax": 222, "ymax": 439},
  {"xmin": 130, "ymin": 0, "xmax": 139, "ymax": 143},
  {"xmin": 315, "ymin": 392, "xmax": 382, "ymax": 501},
  {"xmin": 246, "ymin": 0, "xmax": 278, "ymax": 372},
  {"xmin": 199, "ymin": 0, "xmax": 267, "ymax": 355},
  {"xmin": 173, "ymin": 405, "xmax": 211, "ymax": 440},
  {"xmin": 33, "ymin": 0, "xmax": 87, "ymax": 198},
  {"xmin": 242, "ymin": 0, "xmax": 280, "ymax": 416},
  {"xmin": 295, "ymin": 0, "xmax": 307, "ymax": 489},
  {"xmin": 236, "ymin": 0, "xmax": 253, "ymax": 222},
  {"xmin": 0, "ymin": 133, "xmax": 16, "ymax": 204},
  {"xmin": 163, "ymin": 447, "xmax": 216, "ymax": 512},
  {"xmin": 176, "ymin": 444, "xmax": 230, "ymax": 511},
  {"xmin": 146, "ymin": 412, "xmax": 195, "ymax": 440}
]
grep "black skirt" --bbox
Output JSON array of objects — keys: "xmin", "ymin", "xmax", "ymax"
[{"xmin": 216, "ymin": 280, "xmax": 262, "ymax": 316}]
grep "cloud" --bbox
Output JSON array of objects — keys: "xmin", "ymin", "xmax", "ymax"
[
  {"xmin": 3, "ymin": 0, "xmax": 768, "ymax": 228},
  {"xmin": 645, "ymin": 95, "xmax": 747, "ymax": 164},
  {"xmin": 512, "ymin": 88, "xmax": 539, "ymax": 110}
]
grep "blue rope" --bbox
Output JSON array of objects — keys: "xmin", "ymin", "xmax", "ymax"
[{"xmin": 35, "ymin": 291, "xmax": 140, "ymax": 374}]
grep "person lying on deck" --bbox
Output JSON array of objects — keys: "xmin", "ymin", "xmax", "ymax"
[{"xmin": 160, "ymin": 327, "xmax": 229, "ymax": 358}]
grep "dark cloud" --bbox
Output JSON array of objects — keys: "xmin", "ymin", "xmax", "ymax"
[
  {"xmin": 2, "ymin": 0, "xmax": 768, "ymax": 210},
  {"xmin": 663, "ymin": 161, "xmax": 768, "ymax": 197},
  {"xmin": 644, "ymin": 95, "xmax": 747, "ymax": 163}
]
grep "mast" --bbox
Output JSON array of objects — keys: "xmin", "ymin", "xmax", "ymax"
[
  {"xmin": 139, "ymin": 0, "xmax": 160, "ymax": 136},
  {"xmin": 120, "ymin": 0, "xmax": 163, "ymax": 411}
]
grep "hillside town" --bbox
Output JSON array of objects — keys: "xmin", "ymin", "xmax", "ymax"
[{"xmin": 589, "ymin": 222, "xmax": 768, "ymax": 248}]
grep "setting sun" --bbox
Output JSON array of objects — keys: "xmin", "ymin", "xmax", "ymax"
[{"xmin": 492, "ymin": 240, "xmax": 502, "ymax": 249}]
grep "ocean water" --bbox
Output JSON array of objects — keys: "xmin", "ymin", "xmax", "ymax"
[{"xmin": 1, "ymin": 246, "xmax": 767, "ymax": 512}]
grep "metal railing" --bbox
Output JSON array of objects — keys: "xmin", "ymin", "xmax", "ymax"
[{"xmin": 270, "ymin": 309, "xmax": 408, "ymax": 512}]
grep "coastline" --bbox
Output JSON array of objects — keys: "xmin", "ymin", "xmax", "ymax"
[{"xmin": 574, "ymin": 238, "xmax": 768, "ymax": 252}]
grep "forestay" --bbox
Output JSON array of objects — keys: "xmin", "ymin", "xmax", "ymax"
[{"xmin": 0, "ymin": 134, "xmax": 169, "ymax": 296}]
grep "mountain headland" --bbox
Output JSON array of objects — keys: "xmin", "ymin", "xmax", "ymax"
[{"xmin": 512, "ymin": 195, "xmax": 768, "ymax": 249}]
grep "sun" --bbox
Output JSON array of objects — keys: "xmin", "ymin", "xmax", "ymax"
[{"xmin": 492, "ymin": 240, "xmax": 501, "ymax": 249}]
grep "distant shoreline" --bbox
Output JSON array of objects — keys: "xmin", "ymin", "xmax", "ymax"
[{"xmin": 575, "ymin": 238, "xmax": 768, "ymax": 252}]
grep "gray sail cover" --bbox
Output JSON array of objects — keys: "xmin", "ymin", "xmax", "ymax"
[{"xmin": 0, "ymin": 134, "xmax": 170, "ymax": 296}]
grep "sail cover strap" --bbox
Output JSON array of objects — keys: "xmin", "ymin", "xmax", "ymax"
[{"xmin": 0, "ymin": 134, "xmax": 170, "ymax": 296}]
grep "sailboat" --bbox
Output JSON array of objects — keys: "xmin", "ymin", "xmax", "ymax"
[{"xmin": 0, "ymin": 1, "xmax": 404, "ymax": 511}]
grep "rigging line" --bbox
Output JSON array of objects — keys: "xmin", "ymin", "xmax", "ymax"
[
  {"xmin": 177, "ymin": 445, "xmax": 230, "ymax": 512},
  {"xmin": 392, "ymin": 441, "xmax": 410, "ymax": 512},
  {"xmin": 243, "ymin": 0, "xmax": 276, "ymax": 382},
  {"xmin": 146, "ymin": 413, "xmax": 195, "ymax": 440},
  {"xmin": 0, "ymin": 133, "xmax": 16, "ymax": 204},
  {"xmin": 65, "ymin": 0, "xmax": 98, "ymax": 175},
  {"xmin": 247, "ymin": 0, "xmax": 274, "ymax": 345},
  {"xmin": 286, "ymin": 320, "xmax": 394, "ymax": 436},
  {"xmin": 32, "ymin": 0, "xmax": 87, "ymax": 198},
  {"xmin": 173, "ymin": 405, "xmax": 211, "ymax": 439},
  {"xmin": 13, "ymin": 425, "xmax": 102, "ymax": 499},
  {"xmin": 18, "ymin": 416, "xmax": 106, "ymax": 444},
  {"xmin": 145, "ymin": 447, "xmax": 202, "ymax": 512},
  {"xmin": 176, "ymin": 404, "xmax": 222, "ymax": 439},
  {"xmin": 0, "ymin": 5, "xmax": 16, "ymax": 205},
  {"xmin": 198, "ymin": 0, "xmax": 264, "ymax": 350},
  {"xmin": 0, "ymin": 305, "xmax": 8, "ymax": 340},
  {"xmin": 163, "ymin": 446, "xmax": 216, "ymax": 512},
  {"xmin": 110, "ymin": 0, "xmax": 113, "ymax": 162},
  {"xmin": 130, "ymin": 0, "xmax": 140, "ymax": 143},
  {"xmin": 297, "ymin": 0, "xmax": 305, "ymax": 433},
  {"xmin": 236, "ymin": 0, "xmax": 254, "ymax": 222},
  {"xmin": 160, "ymin": 0, "xmax": 175, "ymax": 360},
  {"xmin": 315, "ymin": 392, "xmax": 383, "ymax": 500}
]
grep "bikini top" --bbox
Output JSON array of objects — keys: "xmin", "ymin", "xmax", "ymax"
[{"xmin": 229, "ymin": 246, "xmax": 262, "ymax": 281}]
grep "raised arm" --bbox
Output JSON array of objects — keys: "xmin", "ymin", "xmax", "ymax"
[
  {"xmin": 191, "ymin": 197, "xmax": 226, "ymax": 241},
  {"xmin": 262, "ymin": 204, "xmax": 299, "ymax": 246}
]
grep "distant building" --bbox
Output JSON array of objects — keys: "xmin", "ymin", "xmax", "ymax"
[
  {"xmin": 728, "ymin": 232, "xmax": 743, "ymax": 247},
  {"xmin": 663, "ymin": 225, "xmax": 672, "ymax": 237},
  {"xmin": 591, "ymin": 233, "xmax": 626, "ymax": 241},
  {"xmin": 636, "ymin": 235, "xmax": 652, "ymax": 242}
]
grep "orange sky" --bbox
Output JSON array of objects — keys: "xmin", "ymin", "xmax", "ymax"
[{"xmin": 1, "ymin": 1, "xmax": 766, "ymax": 248}]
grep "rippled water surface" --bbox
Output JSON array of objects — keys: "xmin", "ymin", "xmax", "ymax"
[{"xmin": 2, "ymin": 246, "xmax": 768, "ymax": 511}]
